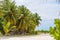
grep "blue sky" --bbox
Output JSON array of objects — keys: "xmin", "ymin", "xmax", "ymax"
[{"xmin": 15, "ymin": 0, "xmax": 60, "ymax": 30}]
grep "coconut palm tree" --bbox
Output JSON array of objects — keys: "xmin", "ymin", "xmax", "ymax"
[
  {"xmin": 0, "ymin": 0, "xmax": 17, "ymax": 35},
  {"xmin": 16, "ymin": 5, "xmax": 41, "ymax": 34},
  {"xmin": 26, "ymin": 13, "xmax": 41, "ymax": 33},
  {"xmin": 0, "ymin": 0, "xmax": 41, "ymax": 35},
  {"xmin": 3, "ymin": 0, "xmax": 17, "ymax": 26}
]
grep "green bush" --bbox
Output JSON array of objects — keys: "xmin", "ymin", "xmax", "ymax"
[{"xmin": 49, "ymin": 19, "xmax": 60, "ymax": 40}]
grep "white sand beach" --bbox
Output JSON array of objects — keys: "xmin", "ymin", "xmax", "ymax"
[{"xmin": 0, "ymin": 33, "xmax": 55, "ymax": 40}]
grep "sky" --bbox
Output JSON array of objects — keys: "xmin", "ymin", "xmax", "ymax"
[{"xmin": 14, "ymin": 0, "xmax": 60, "ymax": 30}]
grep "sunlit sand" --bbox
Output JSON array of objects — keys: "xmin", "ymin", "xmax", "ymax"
[{"xmin": 0, "ymin": 33, "xmax": 54, "ymax": 40}]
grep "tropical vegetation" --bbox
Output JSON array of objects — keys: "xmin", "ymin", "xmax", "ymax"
[
  {"xmin": 49, "ymin": 19, "xmax": 60, "ymax": 40},
  {"xmin": 0, "ymin": 0, "xmax": 41, "ymax": 36}
]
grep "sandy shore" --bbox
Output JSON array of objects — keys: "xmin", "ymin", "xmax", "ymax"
[{"xmin": 0, "ymin": 33, "xmax": 54, "ymax": 40}]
